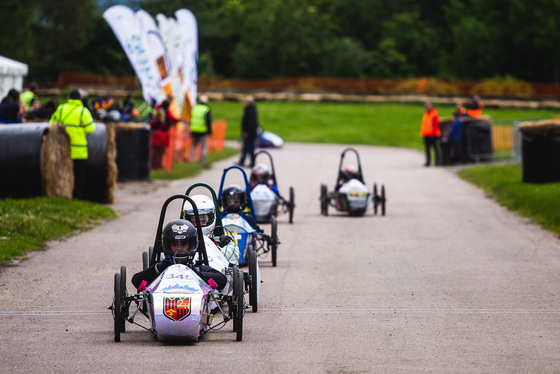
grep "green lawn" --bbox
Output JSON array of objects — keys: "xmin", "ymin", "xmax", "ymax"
[
  {"xmin": 2, "ymin": 101, "xmax": 559, "ymax": 265},
  {"xmin": 212, "ymin": 101, "xmax": 557, "ymax": 150}
]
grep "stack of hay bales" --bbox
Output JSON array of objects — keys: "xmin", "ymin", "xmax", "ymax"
[{"xmin": 519, "ymin": 120, "xmax": 560, "ymax": 183}]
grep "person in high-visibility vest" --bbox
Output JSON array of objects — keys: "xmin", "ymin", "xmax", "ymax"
[
  {"xmin": 420, "ymin": 101, "xmax": 441, "ymax": 167},
  {"xmin": 20, "ymin": 83, "xmax": 39, "ymax": 110},
  {"xmin": 465, "ymin": 95, "xmax": 483, "ymax": 118},
  {"xmin": 49, "ymin": 89, "xmax": 96, "ymax": 199},
  {"xmin": 190, "ymin": 95, "xmax": 212, "ymax": 166}
]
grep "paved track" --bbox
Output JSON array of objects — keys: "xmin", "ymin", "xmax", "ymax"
[{"xmin": 1, "ymin": 143, "xmax": 559, "ymax": 373}]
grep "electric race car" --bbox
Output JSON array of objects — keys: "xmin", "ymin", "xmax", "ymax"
[
  {"xmin": 218, "ymin": 165, "xmax": 280, "ymax": 267},
  {"xmin": 249, "ymin": 150, "xmax": 295, "ymax": 224},
  {"xmin": 320, "ymin": 147, "xmax": 387, "ymax": 216},
  {"xmin": 110, "ymin": 194, "xmax": 247, "ymax": 342}
]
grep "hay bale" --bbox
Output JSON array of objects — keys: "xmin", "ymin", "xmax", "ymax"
[
  {"xmin": 519, "ymin": 120, "xmax": 560, "ymax": 136},
  {"xmin": 104, "ymin": 123, "xmax": 117, "ymax": 204},
  {"xmin": 40, "ymin": 123, "xmax": 73, "ymax": 198}
]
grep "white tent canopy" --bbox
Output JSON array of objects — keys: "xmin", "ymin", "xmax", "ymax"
[{"xmin": 0, "ymin": 55, "xmax": 28, "ymax": 100}]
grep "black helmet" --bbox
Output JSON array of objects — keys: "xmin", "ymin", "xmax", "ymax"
[
  {"xmin": 161, "ymin": 219, "xmax": 198, "ymax": 260},
  {"xmin": 221, "ymin": 184, "xmax": 247, "ymax": 213}
]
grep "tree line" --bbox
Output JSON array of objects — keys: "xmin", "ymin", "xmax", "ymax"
[{"xmin": 1, "ymin": 0, "xmax": 559, "ymax": 86}]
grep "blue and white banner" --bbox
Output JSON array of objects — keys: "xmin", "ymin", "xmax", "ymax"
[{"xmin": 103, "ymin": 5, "xmax": 164, "ymax": 104}]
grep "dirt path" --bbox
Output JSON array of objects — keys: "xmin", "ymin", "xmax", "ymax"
[{"xmin": 1, "ymin": 143, "xmax": 559, "ymax": 373}]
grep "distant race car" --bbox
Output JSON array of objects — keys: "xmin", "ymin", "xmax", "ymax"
[
  {"xmin": 110, "ymin": 194, "xmax": 247, "ymax": 342},
  {"xmin": 249, "ymin": 150, "xmax": 295, "ymax": 224},
  {"xmin": 320, "ymin": 147, "xmax": 386, "ymax": 216},
  {"xmin": 218, "ymin": 165, "xmax": 280, "ymax": 267}
]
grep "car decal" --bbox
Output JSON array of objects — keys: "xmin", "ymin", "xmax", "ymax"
[{"xmin": 164, "ymin": 297, "xmax": 191, "ymax": 321}]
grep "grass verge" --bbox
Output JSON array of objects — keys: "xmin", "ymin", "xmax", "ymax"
[
  {"xmin": 458, "ymin": 163, "xmax": 560, "ymax": 237},
  {"xmin": 0, "ymin": 198, "xmax": 116, "ymax": 265}
]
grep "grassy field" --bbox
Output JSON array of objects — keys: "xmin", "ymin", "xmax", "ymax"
[
  {"xmin": 212, "ymin": 101, "xmax": 558, "ymax": 150},
  {"xmin": 1, "ymin": 101, "xmax": 559, "ymax": 264}
]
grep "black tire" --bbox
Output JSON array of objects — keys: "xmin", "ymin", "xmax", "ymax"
[
  {"xmin": 381, "ymin": 185, "xmax": 386, "ymax": 216},
  {"xmin": 233, "ymin": 267, "xmax": 244, "ymax": 341},
  {"xmin": 248, "ymin": 248, "xmax": 258, "ymax": 312},
  {"xmin": 271, "ymin": 216, "xmax": 278, "ymax": 267},
  {"xmin": 288, "ymin": 187, "xmax": 295, "ymax": 224},
  {"xmin": 373, "ymin": 184, "xmax": 378, "ymax": 215},
  {"xmin": 320, "ymin": 184, "xmax": 328, "ymax": 216},
  {"xmin": 119, "ymin": 266, "xmax": 127, "ymax": 333},
  {"xmin": 142, "ymin": 251, "xmax": 149, "ymax": 271},
  {"xmin": 113, "ymin": 272, "xmax": 122, "ymax": 342}
]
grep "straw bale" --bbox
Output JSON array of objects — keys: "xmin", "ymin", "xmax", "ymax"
[
  {"xmin": 41, "ymin": 123, "xmax": 73, "ymax": 198},
  {"xmin": 519, "ymin": 120, "xmax": 560, "ymax": 136},
  {"xmin": 105, "ymin": 123, "xmax": 118, "ymax": 204}
]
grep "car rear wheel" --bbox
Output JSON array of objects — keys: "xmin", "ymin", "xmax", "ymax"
[
  {"xmin": 233, "ymin": 267, "xmax": 244, "ymax": 341},
  {"xmin": 271, "ymin": 216, "xmax": 278, "ymax": 267},
  {"xmin": 248, "ymin": 248, "xmax": 258, "ymax": 312}
]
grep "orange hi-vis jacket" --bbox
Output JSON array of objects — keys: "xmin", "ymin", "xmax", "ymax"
[
  {"xmin": 466, "ymin": 100, "xmax": 483, "ymax": 118},
  {"xmin": 420, "ymin": 108, "xmax": 440, "ymax": 137}
]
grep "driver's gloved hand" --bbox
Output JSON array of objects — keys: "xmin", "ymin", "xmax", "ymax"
[
  {"xmin": 156, "ymin": 257, "xmax": 174, "ymax": 273},
  {"xmin": 217, "ymin": 235, "xmax": 232, "ymax": 247}
]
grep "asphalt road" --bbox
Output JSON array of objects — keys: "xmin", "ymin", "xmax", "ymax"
[{"xmin": 1, "ymin": 143, "xmax": 559, "ymax": 373}]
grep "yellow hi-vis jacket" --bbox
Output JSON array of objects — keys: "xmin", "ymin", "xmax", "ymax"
[
  {"xmin": 50, "ymin": 99, "xmax": 96, "ymax": 159},
  {"xmin": 190, "ymin": 104, "xmax": 210, "ymax": 134}
]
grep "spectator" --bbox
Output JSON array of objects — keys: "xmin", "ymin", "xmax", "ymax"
[
  {"xmin": 23, "ymin": 98, "xmax": 42, "ymax": 121},
  {"xmin": 465, "ymin": 95, "xmax": 483, "ymax": 118},
  {"xmin": 420, "ymin": 101, "xmax": 441, "ymax": 167},
  {"xmin": 443, "ymin": 104, "xmax": 466, "ymax": 164},
  {"xmin": 149, "ymin": 107, "xmax": 169, "ymax": 169},
  {"xmin": 20, "ymin": 83, "xmax": 39, "ymax": 110},
  {"xmin": 32, "ymin": 99, "xmax": 59, "ymax": 121},
  {"xmin": 237, "ymin": 95, "xmax": 259, "ymax": 168},
  {"xmin": 49, "ymin": 89, "xmax": 96, "ymax": 199},
  {"xmin": 120, "ymin": 93, "xmax": 139, "ymax": 122},
  {"xmin": 0, "ymin": 88, "xmax": 23, "ymax": 124},
  {"xmin": 189, "ymin": 95, "xmax": 212, "ymax": 166}
]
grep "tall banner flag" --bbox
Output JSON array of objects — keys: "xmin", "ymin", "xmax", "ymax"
[
  {"xmin": 136, "ymin": 9, "xmax": 180, "ymax": 118},
  {"xmin": 157, "ymin": 14, "xmax": 185, "ymax": 119},
  {"xmin": 175, "ymin": 9, "xmax": 198, "ymax": 120},
  {"xmin": 103, "ymin": 5, "xmax": 164, "ymax": 104}
]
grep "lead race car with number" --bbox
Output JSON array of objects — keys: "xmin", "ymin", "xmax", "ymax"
[
  {"xmin": 320, "ymin": 147, "xmax": 387, "ymax": 216},
  {"xmin": 110, "ymin": 194, "xmax": 247, "ymax": 342}
]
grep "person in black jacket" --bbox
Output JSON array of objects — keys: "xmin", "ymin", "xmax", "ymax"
[
  {"xmin": 0, "ymin": 89, "xmax": 22, "ymax": 124},
  {"xmin": 131, "ymin": 219, "xmax": 227, "ymax": 291},
  {"xmin": 237, "ymin": 96, "xmax": 259, "ymax": 168}
]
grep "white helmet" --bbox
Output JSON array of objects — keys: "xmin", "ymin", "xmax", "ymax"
[{"xmin": 182, "ymin": 195, "xmax": 216, "ymax": 237}]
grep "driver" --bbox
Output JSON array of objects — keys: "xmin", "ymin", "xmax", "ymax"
[
  {"xmin": 221, "ymin": 184, "xmax": 258, "ymax": 229},
  {"xmin": 336, "ymin": 164, "xmax": 361, "ymax": 190},
  {"xmin": 183, "ymin": 195, "xmax": 240, "ymax": 264},
  {"xmin": 131, "ymin": 219, "xmax": 227, "ymax": 291},
  {"xmin": 250, "ymin": 163, "xmax": 279, "ymax": 194}
]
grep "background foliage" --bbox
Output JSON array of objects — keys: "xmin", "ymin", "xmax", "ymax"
[{"xmin": 1, "ymin": 0, "xmax": 560, "ymax": 85}]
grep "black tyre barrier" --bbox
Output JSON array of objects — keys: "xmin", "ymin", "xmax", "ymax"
[
  {"xmin": 0, "ymin": 124, "xmax": 50, "ymax": 198},
  {"xmin": 520, "ymin": 121, "xmax": 560, "ymax": 184},
  {"xmin": 0, "ymin": 122, "xmax": 116, "ymax": 203},
  {"xmin": 115, "ymin": 123, "xmax": 151, "ymax": 182}
]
